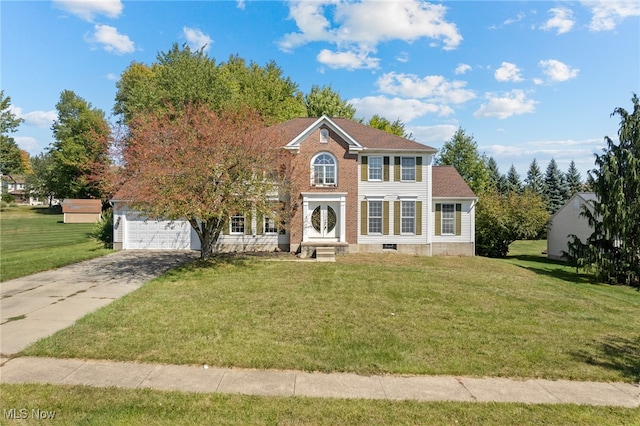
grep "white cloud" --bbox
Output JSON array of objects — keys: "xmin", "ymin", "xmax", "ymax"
[
  {"xmin": 396, "ymin": 52, "xmax": 410, "ymax": 63},
  {"xmin": 474, "ymin": 90, "xmax": 537, "ymax": 119},
  {"xmin": 582, "ymin": 0, "xmax": 640, "ymax": 31},
  {"xmin": 183, "ymin": 27, "xmax": 213, "ymax": 52},
  {"xmin": 349, "ymin": 96, "xmax": 452, "ymax": 123},
  {"xmin": 88, "ymin": 24, "xmax": 135, "ymax": 54},
  {"xmin": 106, "ymin": 73, "xmax": 118, "ymax": 81},
  {"xmin": 53, "ymin": 0, "xmax": 123, "ymax": 22},
  {"xmin": 9, "ymin": 106, "xmax": 56, "ymax": 128},
  {"xmin": 317, "ymin": 48, "xmax": 379, "ymax": 70},
  {"xmin": 539, "ymin": 59, "xmax": 579, "ymax": 82},
  {"xmin": 454, "ymin": 63, "xmax": 472, "ymax": 75},
  {"xmin": 409, "ymin": 124, "xmax": 458, "ymax": 146},
  {"xmin": 494, "ymin": 62, "xmax": 524, "ymax": 82},
  {"xmin": 236, "ymin": 0, "xmax": 246, "ymax": 10},
  {"xmin": 376, "ymin": 72, "xmax": 476, "ymax": 104},
  {"xmin": 280, "ymin": 0, "xmax": 462, "ymax": 70},
  {"xmin": 540, "ymin": 7, "xmax": 575, "ymax": 34},
  {"xmin": 15, "ymin": 136, "xmax": 43, "ymax": 154},
  {"xmin": 504, "ymin": 12, "xmax": 525, "ymax": 26}
]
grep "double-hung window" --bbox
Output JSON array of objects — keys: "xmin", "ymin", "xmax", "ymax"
[
  {"xmin": 368, "ymin": 157, "xmax": 383, "ymax": 181},
  {"xmin": 441, "ymin": 204, "xmax": 455, "ymax": 235},
  {"xmin": 312, "ymin": 153, "xmax": 336, "ymax": 186},
  {"xmin": 230, "ymin": 215, "xmax": 245, "ymax": 234},
  {"xmin": 368, "ymin": 200, "xmax": 383, "ymax": 234},
  {"xmin": 401, "ymin": 157, "xmax": 416, "ymax": 181},
  {"xmin": 401, "ymin": 201, "xmax": 415, "ymax": 233},
  {"xmin": 264, "ymin": 216, "xmax": 278, "ymax": 234}
]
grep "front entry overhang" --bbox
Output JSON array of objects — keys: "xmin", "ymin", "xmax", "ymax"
[{"xmin": 301, "ymin": 192, "xmax": 347, "ymax": 243}]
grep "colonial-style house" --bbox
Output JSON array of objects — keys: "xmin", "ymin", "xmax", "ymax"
[
  {"xmin": 547, "ymin": 192, "xmax": 597, "ymax": 261},
  {"xmin": 112, "ymin": 116, "xmax": 477, "ymax": 256}
]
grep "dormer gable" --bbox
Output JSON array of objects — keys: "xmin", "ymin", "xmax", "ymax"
[{"xmin": 283, "ymin": 115, "xmax": 364, "ymax": 155}]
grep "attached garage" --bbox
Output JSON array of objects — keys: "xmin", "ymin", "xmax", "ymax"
[{"xmin": 112, "ymin": 203, "xmax": 196, "ymax": 250}]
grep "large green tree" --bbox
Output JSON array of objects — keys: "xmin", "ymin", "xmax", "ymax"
[
  {"xmin": 435, "ymin": 128, "xmax": 489, "ymax": 194},
  {"xmin": 50, "ymin": 90, "xmax": 111, "ymax": 199},
  {"xmin": 476, "ymin": 189, "xmax": 549, "ymax": 258},
  {"xmin": 26, "ymin": 151, "xmax": 59, "ymax": 206},
  {"xmin": 486, "ymin": 157, "xmax": 508, "ymax": 194},
  {"xmin": 366, "ymin": 115, "xmax": 413, "ymax": 139},
  {"xmin": 0, "ymin": 91, "xmax": 25, "ymax": 175},
  {"xmin": 506, "ymin": 164, "xmax": 522, "ymax": 194},
  {"xmin": 567, "ymin": 94, "xmax": 640, "ymax": 286},
  {"xmin": 115, "ymin": 44, "xmax": 306, "ymax": 125},
  {"xmin": 304, "ymin": 84, "xmax": 356, "ymax": 119}
]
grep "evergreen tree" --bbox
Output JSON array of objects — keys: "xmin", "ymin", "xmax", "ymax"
[
  {"xmin": 544, "ymin": 158, "xmax": 569, "ymax": 214},
  {"xmin": 506, "ymin": 164, "xmax": 523, "ymax": 194},
  {"xmin": 487, "ymin": 157, "xmax": 508, "ymax": 194},
  {"xmin": 436, "ymin": 128, "xmax": 490, "ymax": 194},
  {"xmin": 565, "ymin": 160, "xmax": 583, "ymax": 195},
  {"xmin": 524, "ymin": 158, "xmax": 545, "ymax": 196},
  {"xmin": 567, "ymin": 94, "xmax": 640, "ymax": 286}
]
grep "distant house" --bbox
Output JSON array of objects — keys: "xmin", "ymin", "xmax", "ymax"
[
  {"xmin": 547, "ymin": 192, "xmax": 597, "ymax": 261},
  {"xmin": 112, "ymin": 116, "xmax": 477, "ymax": 256},
  {"xmin": 62, "ymin": 199, "xmax": 102, "ymax": 224},
  {"xmin": 1, "ymin": 174, "xmax": 35, "ymax": 204}
]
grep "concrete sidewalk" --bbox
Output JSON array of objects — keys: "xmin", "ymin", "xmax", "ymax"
[{"xmin": 1, "ymin": 357, "xmax": 638, "ymax": 407}]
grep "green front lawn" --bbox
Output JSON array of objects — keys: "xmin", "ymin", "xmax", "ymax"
[
  {"xmin": 0, "ymin": 205, "xmax": 111, "ymax": 281},
  {"xmin": 24, "ymin": 245, "xmax": 640, "ymax": 383},
  {"xmin": 1, "ymin": 384, "xmax": 637, "ymax": 425}
]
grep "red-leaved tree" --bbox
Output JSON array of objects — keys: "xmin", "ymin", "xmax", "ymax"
[{"xmin": 118, "ymin": 104, "xmax": 291, "ymax": 258}]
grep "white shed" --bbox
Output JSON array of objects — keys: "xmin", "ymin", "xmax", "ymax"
[{"xmin": 547, "ymin": 192, "xmax": 597, "ymax": 261}]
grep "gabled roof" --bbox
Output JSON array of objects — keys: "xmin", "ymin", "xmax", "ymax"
[
  {"xmin": 432, "ymin": 166, "xmax": 476, "ymax": 198},
  {"xmin": 273, "ymin": 115, "xmax": 437, "ymax": 153},
  {"xmin": 62, "ymin": 199, "xmax": 102, "ymax": 213}
]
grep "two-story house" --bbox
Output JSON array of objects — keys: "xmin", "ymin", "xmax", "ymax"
[{"xmin": 113, "ymin": 116, "xmax": 477, "ymax": 256}]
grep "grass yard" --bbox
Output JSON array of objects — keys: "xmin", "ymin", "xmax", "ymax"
[
  {"xmin": 1, "ymin": 383, "xmax": 638, "ymax": 425},
  {"xmin": 0, "ymin": 205, "xmax": 111, "ymax": 281},
  {"xmin": 23, "ymin": 243, "xmax": 640, "ymax": 383}
]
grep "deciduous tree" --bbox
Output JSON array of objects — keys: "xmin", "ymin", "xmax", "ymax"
[
  {"xmin": 119, "ymin": 104, "xmax": 290, "ymax": 259},
  {"xmin": 0, "ymin": 91, "xmax": 25, "ymax": 175},
  {"xmin": 304, "ymin": 84, "xmax": 356, "ymax": 119},
  {"xmin": 50, "ymin": 90, "xmax": 111, "ymax": 199},
  {"xmin": 366, "ymin": 115, "xmax": 413, "ymax": 139}
]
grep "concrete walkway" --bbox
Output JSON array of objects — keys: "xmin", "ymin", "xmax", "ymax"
[
  {"xmin": 1, "ymin": 251, "xmax": 197, "ymax": 357},
  {"xmin": 1, "ymin": 357, "xmax": 638, "ymax": 407}
]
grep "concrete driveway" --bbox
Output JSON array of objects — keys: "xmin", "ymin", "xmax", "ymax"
[{"xmin": 1, "ymin": 251, "xmax": 196, "ymax": 358}]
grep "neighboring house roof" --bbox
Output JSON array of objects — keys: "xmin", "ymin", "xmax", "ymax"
[
  {"xmin": 549, "ymin": 192, "xmax": 597, "ymax": 222},
  {"xmin": 62, "ymin": 199, "xmax": 102, "ymax": 213},
  {"xmin": 432, "ymin": 166, "xmax": 477, "ymax": 198},
  {"xmin": 274, "ymin": 116, "xmax": 437, "ymax": 153}
]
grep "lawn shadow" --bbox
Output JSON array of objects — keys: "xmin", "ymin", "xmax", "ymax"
[
  {"xmin": 31, "ymin": 205, "xmax": 63, "ymax": 215},
  {"xmin": 506, "ymin": 253, "xmax": 594, "ymax": 285},
  {"xmin": 570, "ymin": 335, "xmax": 640, "ymax": 383}
]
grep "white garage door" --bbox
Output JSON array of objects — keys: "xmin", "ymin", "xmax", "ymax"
[{"xmin": 125, "ymin": 217, "xmax": 192, "ymax": 250}]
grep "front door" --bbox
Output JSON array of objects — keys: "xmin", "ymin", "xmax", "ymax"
[{"xmin": 308, "ymin": 202, "xmax": 339, "ymax": 240}]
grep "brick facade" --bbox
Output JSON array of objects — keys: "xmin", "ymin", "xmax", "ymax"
[{"xmin": 288, "ymin": 126, "xmax": 358, "ymax": 247}]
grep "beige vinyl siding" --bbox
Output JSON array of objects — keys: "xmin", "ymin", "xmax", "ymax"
[{"xmin": 431, "ymin": 200, "xmax": 475, "ymax": 243}]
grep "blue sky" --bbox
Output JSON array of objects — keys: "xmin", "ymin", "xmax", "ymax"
[{"xmin": 2, "ymin": 1, "xmax": 639, "ymax": 179}]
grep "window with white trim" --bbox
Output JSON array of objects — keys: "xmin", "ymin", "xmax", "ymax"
[
  {"xmin": 401, "ymin": 157, "xmax": 416, "ymax": 181},
  {"xmin": 368, "ymin": 200, "xmax": 383, "ymax": 234},
  {"xmin": 230, "ymin": 215, "xmax": 245, "ymax": 234},
  {"xmin": 368, "ymin": 156, "xmax": 382, "ymax": 181},
  {"xmin": 441, "ymin": 203, "xmax": 455, "ymax": 235},
  {"xmin": 312, "ymin": 153, "xmax": 336, "ymax": 186},
  {"xmin": 264, "ymin": 216, "xmax": 278, "ymax": 234},
  {"xmin": 401, "ymin": 201, "xmax": 415, "ymax": 233}
]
